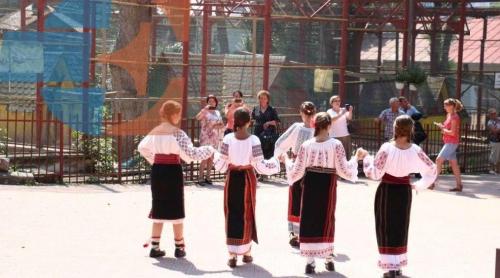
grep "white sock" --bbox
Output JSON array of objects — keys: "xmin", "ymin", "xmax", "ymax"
[{"xmin": 306, "ymin": 257, "xmax": 315, "ymax": 265}]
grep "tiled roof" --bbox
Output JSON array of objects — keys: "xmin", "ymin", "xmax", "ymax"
[{"xmin": 362, "ymin": 17, "xmax": 500, "ymax": 65}]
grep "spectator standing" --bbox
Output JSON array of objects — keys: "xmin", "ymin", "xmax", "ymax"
[
  {"xmin": 224, "ymin": 91, "xmax": 247, "ymax": 135},
  {"xmin": 398, "ymin": 96, "xmax": 420, "ymax": 116},
  {"xmin": 487, "ymin": 108, "xmax": 500, "ymax": 174},
  {"xmin": 327, "ymin": 95, "xmax": 353, "ymax": 159},
  {"xmin": 196, "ymin": 95, "xmax": 224, "ymax": 185},
  {"xmin": 376, "ymin": 98, "xmax": 405, "ymax": 141},
  {"xmin": 251, "ymin": 90, "xmax": 280, "ymax": 159}
]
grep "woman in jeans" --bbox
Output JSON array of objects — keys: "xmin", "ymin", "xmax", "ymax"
[{"xmin": 431, "ymin": 98, "xmax": 463, "ymax": 192}]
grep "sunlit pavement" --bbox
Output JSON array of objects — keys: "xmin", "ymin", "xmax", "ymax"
[{"xmin": 0, "ymin": 174, "xmax": 499, "ymax": 278}]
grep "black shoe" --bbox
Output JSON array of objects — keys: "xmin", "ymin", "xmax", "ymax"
[
  {"xmin": 149, "ymin": 248, "xmax": 166, "ymax": 258},
  {"xmin": 242, "ymin": 255, "xmax": 253, "ymax": 263},
  {"xmin": 197, "ymin": 180, "xmax": 206, "ymax": 186},
  {"xmin": 383, "ymin": 270, "xmax": 397, "ymax": 278},
  {"xmin": 204, "ymin": 178, "xmax": 213, "ymax": 185},
  {"xmin": 289, "ymin": 236, "xmax": 300, "ymax": 248},
  {"xmin": 228, "ymin": 257, "xmax": 237, "ymax": 268},
  {"xmin": 174, "ymin": 244, "xmax": 186, "ymax": 258},
  {"xmin": 305, "ymin": 263, "xmax": 315, "ymax": 274},
  {"xmin": 325, "ymin": 261, "xmax": 335, "ymax": 271}
]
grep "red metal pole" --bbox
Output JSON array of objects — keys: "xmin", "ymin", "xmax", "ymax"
[
  {"xmin": 117, "ymin": 113, "xmax": 122, "ymax": 184},
  {"xmin": 59, "ymin": 120, "xmax": 64, "ymax": 183},
  {"xmin": 477, "ymin": 17, "xmax": 487, "ymax": 128},
  {"xmin": 152, "ymin": 18, "xmax": 157, "ymax": 62},
  {"xmin": 200, "ymin": 2, "xmax": 211, "ymax": 98},
  {"xmin": 90, "ymin": 28, "xmax": 96, "ymax": 82},
  {"xmin": 36, "ymin": 0, "xmax": 46, "ymax": 148},
  {"xmin": 338, "ymin": 0, "xmax": 349, "ymax": 101},
  {"xmin": 455, "ymin": 0, "xmax": 467, "ymax": 100},
  {"xmin": 182, "ymin": 0, "xmax": 190, "ymax": 120},
  {"xmin": 262, "ymin": 0, "xmax": 272, "ymax": 90},
  {"xmin": 402, "ymin": 0, "xmax": 409, "ymax": 69},
  {"xmin": 20, "ymin": 0, "xmax": 27, "ymax": 30}
]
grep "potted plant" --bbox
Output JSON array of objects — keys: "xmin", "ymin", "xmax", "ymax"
[
  {"xmin": 407, "ymin": 66, "xmax": 427, "ymax": 91},
  {"xmin": 395, "ymin": 70, "xmax": 408, "ymax": 90}
]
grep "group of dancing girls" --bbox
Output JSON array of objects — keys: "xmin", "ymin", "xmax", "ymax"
[{"xmin": 138, "ymin": 99, "xmax": 437, "ymax": 278}]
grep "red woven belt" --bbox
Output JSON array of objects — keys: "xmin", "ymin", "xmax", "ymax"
[{"xmin": 154, "ymin": 154, "xmax": 180, "ymax": 165}]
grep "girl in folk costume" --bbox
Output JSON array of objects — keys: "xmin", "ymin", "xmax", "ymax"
[
  {"xmin": 285, "ymin": 112, "xmax": 363, "ymax": 274},
  {"xmin": 138, "ymin": 101, "xmax": 215, "ymax": 258},
  {"xmin": 362, "ymin": 115, "xmax": 437, "ymax": 278},
  {"xmin": 214, "ymin": 108, "xmax": 280, "ymax": 268},
  {"xmin": 274, "ymin": 101, "xmax": 316, "ymax": 248}
]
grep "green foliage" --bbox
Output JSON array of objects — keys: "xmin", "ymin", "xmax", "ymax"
[
  {"xmin": 72, "ymin": 130, "xmax": 117, "ymax": 174},
  {"xmin": 395, "ymin": 70, "xmax": 410, "ymax": 82},
  {"xmin": 0, "ymin": 128, "xmax": 7, "ymax": 155},
  {"xmin": 395, "ymin": 66, "xmax": 427, "ymax": 85}
]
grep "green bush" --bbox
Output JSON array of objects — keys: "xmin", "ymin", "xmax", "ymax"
[{"xmin": 395, "ymin": 66, "xmax": 427, "ymax": 85}]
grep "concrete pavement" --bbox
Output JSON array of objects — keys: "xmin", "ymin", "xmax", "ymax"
[{"xmin": 0, "ymin": 174, "xmax": 499, "ymax": 278}]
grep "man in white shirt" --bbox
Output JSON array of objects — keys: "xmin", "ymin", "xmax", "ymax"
[
  {"xmin": 327, "ymin": 95, "xmax": 353, "ymax": 159},
  {"xmin": 398, "ymin": 96, "xmax": 419, "ymax": 116}
]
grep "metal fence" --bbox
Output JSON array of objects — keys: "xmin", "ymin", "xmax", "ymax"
[{"xmin": 0, "ymin": 112, "xmax": 491, "ymax": 184}]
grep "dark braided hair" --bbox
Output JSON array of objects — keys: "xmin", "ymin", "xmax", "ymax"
[
  {"xmin": 300, "ymin": 101, "xmax": 316, "ymax": 116},
  {"xmin": 233, "ymin": 107, "xmax": 251, "ymax": 131},
  {"xmin": 313, "ymin": 112, "xmax": 332, "ymax": 136}
]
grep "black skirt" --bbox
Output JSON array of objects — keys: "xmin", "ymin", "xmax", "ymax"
[
  {"xmin": 299, "ymin": 168, "xmax": 337, "ymax": 258},
  {"xmin": 149, "ymin": 163, "xmax": 185, "ymax": 222},
  {"xmin": 288, "ymin": 178, "xmax": 303, "ymax": 223},
  {"xmin": 224, "ymin": 166, "xmax": 258, "ymax": 250},
  {"xmin": 374, "ymin": 182, "xmax": 412, "ymax": 255}
]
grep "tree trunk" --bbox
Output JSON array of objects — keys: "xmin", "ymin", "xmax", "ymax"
[
  {"xmin": 110, "ymin": 1, "xmax": 151, "ymax": 94},
  {"xmin": 215, "ymin": 8, "xmax": 229, "ymax": 54}
]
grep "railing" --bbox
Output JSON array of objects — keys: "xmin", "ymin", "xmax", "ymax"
[{"xmin": 0, "ymin": 112, "xmax": 491, "ymax": 184}]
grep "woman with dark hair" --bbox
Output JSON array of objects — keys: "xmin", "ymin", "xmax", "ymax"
[
  {"xmin": 138, "ymin": 100, "xmax": 215, "ymax": 259},
  {"xmin": 285, "ymin": 112, "xmax": 364, "ymax": 274},
  {"xmin": 363, "ymin": 115, "xmax": 437, "ymax": 278},
  {"xmin": 431, "ymin": 98, "xmax": 463, "ymax": 191},
  {"xmin": 196, "ymin": 95, "xmax": 224, "ymax": 185},
  {"xmin": 214, "ymin": 107, "xmax": 280, "ymax": 268},
  {"xmin": 274, "ymin": 101, "xmax": 316, "ymax": 248},
  {"xmin": 252, "ymin": 90, "xmax": 280, "ymax": 159},
  {"xmin": 224, "ymin": 90, "xmax": 247, "ymax": 135}
]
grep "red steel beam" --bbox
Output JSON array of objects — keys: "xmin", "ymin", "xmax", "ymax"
[
  {"xmin": 310, "ymin": 0, "xmax": 332, "ymax": 18},
  {"xmin": 338, "ymin": 0, "xmax": 349, "ymax": 101},
  {"xmin": 200, "ymin": 2, "xmax": 211, "ymax": 98},
  {"xmin": 477, "ymin": 17, "xmax": 487, "ymax": 127},
  {"xmin": 182, "ymin": 0, "xmax": 191, "ymax": 119},
  {"xmin": 20, "ymin": 0, "xmax": 27, "ymax": 30},
  {"xmin": 262, "ymin": 0, "xmax": 272, "ymax": 90},
  {"xmin": 455, "ymin": 0, "xmax": 467, "ymax": 100},
  {"xmin": 36, "ymin": 0, "xmax": 46, "ymax": 147}
]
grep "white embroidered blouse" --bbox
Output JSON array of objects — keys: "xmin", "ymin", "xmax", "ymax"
[
  {"xmin": 214, "ymin": 133, "xmax": 280, "ymax": 175},
  {"xmin": 274, "ymin": 122, "xmax": 314, "ymax": 158},
  {"xmin": 285, "ymin": 138, "xmax": 359, "ymax": 184},
  {"xmin": 363, "ymin": 142, "xmax": 437, "ymax": 191},
  {"xmin": 138, "ymin": 124, "xmax": 215, "ymax": 164}
]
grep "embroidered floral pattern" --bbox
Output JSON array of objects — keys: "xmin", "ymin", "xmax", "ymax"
[
  {"xmin": 174, "ymin": 130, "xmax": 213, "ymax": 161},
  {"xmin": 374, "ymin": 151, "xmax": 388, "ymax": 170},
  {"xmin": 417, "ymin": 150, "xmax": 433, "ymax": 167},
  {"xmin": 301, "ymin": 246, "xmax": 334, "ymax": 258},
  {"xmin": 334, "ymin": 143, "xmax": 355, "ymax": 179},
  {"xmin": 220, "ymin": 143, "xmax": 229, "ymax": 156},
  {"xmin": 378, "ymin": 259, "xmax": 408, "ymax": 270},
  {"xmin": 252, "ymin": 145, "xmax": 263, "ymax": 157}
]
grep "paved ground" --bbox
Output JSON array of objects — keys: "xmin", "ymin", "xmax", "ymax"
[{"xmin": 0, "ymin": 174, "xmax": 499, "ymax": 278}]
